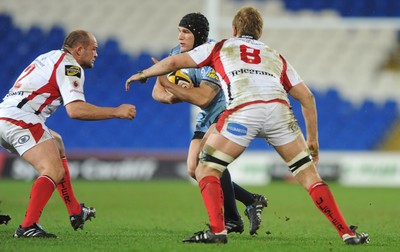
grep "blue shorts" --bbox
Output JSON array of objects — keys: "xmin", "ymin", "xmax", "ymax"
[{"xmin": 192, "ymin": 101, "xmax": 225, "ymax": 139}]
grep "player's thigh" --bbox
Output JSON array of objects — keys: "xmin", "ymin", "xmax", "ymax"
[
  {"xmin": 205, "ymin": 131, "xmax": 245, "ymax": 159},
  {"xmin": 22, "ymin": 139, "xmax": 64, "ymax": 181},
  {"xmin": 48, "ymin": 129, "xmax": 65, "ymax": 156},
  {"xmin": 273, "ymin": 134, "xmax": 309, "ymax": 162},
  {"xmin": 274, "ymin": 135, "xmax": 322, "ymax": 188},
  {"xmin": 195, "ymin": 131, "xmax": 245, "ymax": 180},
  {"xmin": 202, "ymin": 123, "xmax": 216, "ymax": 144}
]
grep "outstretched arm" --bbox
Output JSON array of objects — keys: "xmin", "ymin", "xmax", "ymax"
[
  {"xmin": 151, "ymin": 57, "xmax": 219, "ymax": 108},
  {"xmin": 151, "ymin": 57, "xmax": 183, "ymax": 104},
  {"xmin": 65, "ymin": 100, "xmax": 136, "ymax": 120},
  {"xmin": 126, "ymin": 53, "xmax": 197, "ymax": 91}
]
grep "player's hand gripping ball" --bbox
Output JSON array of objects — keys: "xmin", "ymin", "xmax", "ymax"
[{"xmin": 167, "ymin": 70, "xmax": 193, "ymax": 89}]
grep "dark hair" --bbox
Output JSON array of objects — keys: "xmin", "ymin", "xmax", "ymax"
[
  {"xmin": 179, "ymin": 13, "xmax": 209, "ymax": 48},
  {"xmin": 63, "ymin": 30, "xmax": 91, "ymax": 49}
]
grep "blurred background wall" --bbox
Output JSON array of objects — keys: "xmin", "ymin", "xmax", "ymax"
[{"xmin": 1, "ymin": 0, "xmax": 400, "ymax": 184}]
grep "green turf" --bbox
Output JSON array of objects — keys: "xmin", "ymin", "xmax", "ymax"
[{"xmin": 0, "ymin": 179, "xmax": 398, "ymax": 251}]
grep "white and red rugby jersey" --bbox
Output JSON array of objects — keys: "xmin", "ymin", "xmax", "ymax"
[
  {"xmin": 0, "ymin": 50, "xmax": 86, "ymax": 121},
  {"xmin": 188, "ymin": 37, "xmax": 303, "ymax": 110}
]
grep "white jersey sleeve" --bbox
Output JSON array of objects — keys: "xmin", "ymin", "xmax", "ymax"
[
  {"xmin": 57, "ymin": 53, "xmax": 86, "ymax": 105},
  {"xmin": 187, "ymin": 42, "xmax": 217, "ymax": 67},
  {"xmin": 280, "ymin": 55, "xmax": 303, "ymax": 91}
]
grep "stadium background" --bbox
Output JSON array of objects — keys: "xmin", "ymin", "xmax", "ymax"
[{"xmin": 0, "ymin": 0, "xmax": 399, "ymax": 185}]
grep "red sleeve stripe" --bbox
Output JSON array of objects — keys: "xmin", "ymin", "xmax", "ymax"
[
  {"xmin": 279, "ymin": 54, "xmax": 293, "ymax": 92},
  {"xmin": 198, "ymin": 40, "xmax": 230, "ymax": 85}
]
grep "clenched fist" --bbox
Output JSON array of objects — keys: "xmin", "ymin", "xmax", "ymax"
[{"xmin": 116, "ymin": 104, "xmax": 136, "ymax": 120}]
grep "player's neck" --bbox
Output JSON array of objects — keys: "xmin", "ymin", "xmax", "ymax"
[
  {"xmin": 239, "ymin": 35, "xmax": 254, "ymax": 39},
  {"xmin": 61, "ymin": 48, "xmax": 72, "ymax": 55}
]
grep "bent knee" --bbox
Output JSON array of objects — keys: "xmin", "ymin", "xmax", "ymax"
[
  {"xmin": 198, "ymin": 144, "xmax": 234, "ymax": 173},
  {"xmin": 187, "ymin": 161, "xmax": 197, "ymax": 179},
  {"xmin": 40, "ymin": 165, "xmax": 65, "ymax": 184},
  {"xmin": 187, "ymin": 169, "xmax": 196, "ymax": 179}
]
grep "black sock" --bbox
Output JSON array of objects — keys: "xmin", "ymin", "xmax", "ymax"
[
  {"xmin": 232, "ymin": 182, "xmax": 254, "ymax": 206},
  {"xmin": 220, "ymin": 169, "xmax": 240, "ymax": 221}
]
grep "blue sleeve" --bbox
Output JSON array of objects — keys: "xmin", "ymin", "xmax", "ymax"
[{"xmin": 200, "ymin": 66, "xmax": 220, "ymax": 86}]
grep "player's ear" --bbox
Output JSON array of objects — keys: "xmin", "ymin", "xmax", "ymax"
[
  {"xmin": 232, "ymin": 25, "xmax": 238, "ymax": 37},
  {"xmin": 75, "ymin": 44, "xmax": 85, "ymax": 56}
]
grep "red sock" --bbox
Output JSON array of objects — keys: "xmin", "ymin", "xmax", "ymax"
[
  {"xmin": 57, "ymin": 157, "xmax": 81, "ymax": 215},
  {"xmin": 308, "ymin": 181, "xmax": 354, "ymax": 237},
  {"xmin": 198, "ymin": 176, "xmax": 225, "ymax": 234},
  {"xmin": 22, "ymin": 175, "xmax": 56, "ymax": 227}
]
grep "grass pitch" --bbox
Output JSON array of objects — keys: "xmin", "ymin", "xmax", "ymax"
[{"xmin": 0, "ymin": 179, "xmax": 398, "ymax": 252}]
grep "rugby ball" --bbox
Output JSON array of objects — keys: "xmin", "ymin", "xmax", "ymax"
[{"xmin": 167, "ymin": 70, "xmax": 193, "ymax": 89}]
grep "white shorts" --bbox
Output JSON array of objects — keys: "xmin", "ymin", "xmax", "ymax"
[
  {"xmin": 216, "ymin": 101, "xmax": 301, "ymax": 147},
  {"xmin": 0, "ymin": 107, "xmax": 52, "ymax": 155}
]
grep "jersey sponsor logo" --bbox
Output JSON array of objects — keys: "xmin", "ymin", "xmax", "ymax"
[
  {"xmin": 229, "ymin": 68, "xmax": 275, "ymax": 78},
  {"xmin": 65, "ymin": 65, "xmax": 81, "ymax": 78},
  {"xmin": 206, "ymin": 69, "xmax": 219, "ymax": 81},
  {"xmin": 5, "ymin": 91, "xmax": 24, "ymax": 97},
  {"xmin": 227, "ymin": 122, "xmax": 247, "ymax": 136},
  {"xmin": 17, "ymin": 135, "xmax": 30, "ymax": 145}
]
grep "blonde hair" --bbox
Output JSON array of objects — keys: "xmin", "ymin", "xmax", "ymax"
[{"xmin": 232, "ymin": 6, "xmax": 263, "ymax": 39}]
